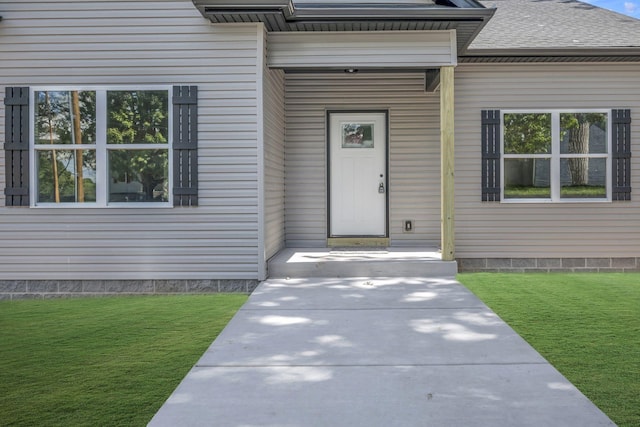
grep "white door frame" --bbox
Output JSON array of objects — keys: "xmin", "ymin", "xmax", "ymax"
[{"xmin": 327, "ymin": 110, "xmax": 389, "ymax": 238}]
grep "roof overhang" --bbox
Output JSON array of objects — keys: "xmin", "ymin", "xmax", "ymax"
[
  {"xmin": 461, "ymin": 47, "xmax": 640, "ymax": 63},
  {"xmin": 192, "ymin": 1, "xmax": 495, "ymax": 54}
]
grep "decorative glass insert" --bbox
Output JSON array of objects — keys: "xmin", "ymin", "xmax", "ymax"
[{"xmin": 342, "ymin": 123, "xmax": 374, "ymax": 148}]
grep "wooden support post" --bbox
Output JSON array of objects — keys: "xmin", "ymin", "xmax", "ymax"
[{"xmin": 440, "ymin": 66, "xmax": 455, "ymax": 261}]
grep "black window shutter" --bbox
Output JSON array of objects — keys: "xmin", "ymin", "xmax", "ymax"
[
  {"xmin": 612, "ymin": 109, "xmax": 631, "ymax": 201},
  {"xmin": 481, "ymin": 110, "xmax": 501, "ymax": 201},
  {"xmin": 172, "ymin": 85, "xmax": 198, "ymax": 206},
  {"xmin": 4, "ymin": 87, "xmax": 30, "ymax": 207}
]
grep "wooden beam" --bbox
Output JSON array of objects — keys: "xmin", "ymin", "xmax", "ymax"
[{"xmin": 440, "ymin": 66, "xmax": 455, "ymax": 261}]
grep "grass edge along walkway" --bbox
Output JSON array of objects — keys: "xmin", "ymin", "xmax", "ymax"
[
  {"xmin": 458, "ymin": 273, "xmax": 640, "ymax": 427},
  {"xmin": 0, "ymin": 294, "xmax": 248, "ymax": 426}
]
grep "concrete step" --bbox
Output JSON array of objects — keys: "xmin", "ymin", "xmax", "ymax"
[{"xmin": 267, "ymin": 248, "xmax": 457, "ymax": 278}]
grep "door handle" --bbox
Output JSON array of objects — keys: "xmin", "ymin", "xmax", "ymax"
[{"xmin": 378, "ymin": 182, "xmax": 385, "ymax": 194}]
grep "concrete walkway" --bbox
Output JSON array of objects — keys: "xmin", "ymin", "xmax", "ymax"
[{"xmin": 149, "ymin": 277, "xmax": 614, "ymax": 426}]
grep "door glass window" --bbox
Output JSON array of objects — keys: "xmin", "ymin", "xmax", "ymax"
[{"xmin": 342, "ymin": 123, "xmax": 375, "ymax": 148}]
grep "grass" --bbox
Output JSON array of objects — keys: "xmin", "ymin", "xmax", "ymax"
[
  {"xmin": 504, "ymin": 185, "xmax": 551, "ymax": 198},
  {"xmin": 504, "ymin": 185, "xmax": 605, "ymax": 198},
  {"xmin": 2, "ymin": 278, "xmax": 638, "ymax": 425},
  {"xmin": 0, "ymin": 294, "xmax": 247, "ymax": 426},
  {"xmin": 458, "ymin": 273, "xmax": 640, "ymax": 427},
  {"xmin": 560, "ymin": 185, "xmax": 606, "ymax": 198}
]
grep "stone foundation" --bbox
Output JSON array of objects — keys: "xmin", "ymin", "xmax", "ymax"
[
  {"xmin": 458, "ymin": 257, "xmax": 640, "ymax": 273},
  {"xmin": 0, "ymin": 279, "xmax": 259, "ymax": 300},
  {"xmin": 4, "ymin": 257, "xmax": 638, "ymax": 300}
]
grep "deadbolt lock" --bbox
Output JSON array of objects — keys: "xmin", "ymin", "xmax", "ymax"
[{"xmin": 378, "ymin": 182, "xmax": 385, "ymax": 194}]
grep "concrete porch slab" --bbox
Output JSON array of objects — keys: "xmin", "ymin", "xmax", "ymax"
[{"xmin": 267, "ymin": 248, "xmax": 457, "ymax": 278}]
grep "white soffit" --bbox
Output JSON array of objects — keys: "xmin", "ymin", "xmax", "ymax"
[{"xmin": 267, "ymin": 30, "xmax": 457, "ymax": 70}]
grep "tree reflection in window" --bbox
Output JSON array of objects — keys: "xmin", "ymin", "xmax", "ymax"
[
  {"xmin": 503, "ymin": 113, "xmax": 552, "ymax": 199},
  {"xmin": 34, "ymin": 90, "xmax": 96, "ymax": 203},
  {"xmin": 502, "ymin": 111, "xmax": 609, "ymax": 201},
  {"xmin": 107, "ymin": 91, "xmax": 169, "ymax": 203},
  {"xmin": 560, "ymin": 113, "xmax": 607, "ymax": 199},
  {"xmin": 33, "ymin": 89, "xmax": 170, "ymax": 205}
]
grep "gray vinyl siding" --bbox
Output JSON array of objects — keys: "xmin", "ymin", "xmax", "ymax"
[
  {"xmin": 0, "ymin": 1, "xmax": 263, "ymax": 279},
  {"xmin": 262, "ymin": 32, "xmax": 286, "ymax": 261},
  {"xmin": 285, "ymin": 73, "xmax": 441, "ymax": 247},
  {"xmin": 268, "ymin": 31, "xmax": 456, "ymax": 69},
  {"xmin": 455, "ymin": 62, "xmax": 640, "ymax": 258}
]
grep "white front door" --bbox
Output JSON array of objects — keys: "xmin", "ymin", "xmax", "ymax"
[{"xmin": 329, "ymin": 112, "xmax": 387, "ymax": 236}]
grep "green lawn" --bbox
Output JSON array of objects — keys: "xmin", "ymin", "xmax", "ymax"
[
  {"xmin": 0, "ymin": 295, "xmax": 247, "ymax": 426},
  {"xmin": 458, "ymin": 273, "xmax": 640, "ymax": 427},
  {"xmin": 2, "ymin": 278, "xmax": 639, "ymax": 426},
  {"xmin": 505, "ymin": 185, "xmax": 605, "ymax": 199}
]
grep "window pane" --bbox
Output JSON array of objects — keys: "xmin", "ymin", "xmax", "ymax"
[
  {"xmin": 109, "ymin": 149, "xmax": 168, "ymax": 202},
  {"xmin": 107, "ymin": 90, "xmax": 169, "ymax": 145},
  {"xmin": 342, "ymin": 123, "xmax": 374, "ymax": 148},
  {"xmin": 504, "ymin": 113, "xmax": 552, "ymax": 154},
  {"xmin": 560, "ymin": 113, "xmax": 607, "ymax": 154},
  {"xmin": 560, "ymin": 158, "xmax": 607, "ymax": 199},
  {"xmin": 35, "ymin": 91, "xmax": 96, "ymax": 145},
  {"xmin": 504, "ymin": 158, "xmax": 551, "ymax": 199},
  {"xmin": 37, "ymin": 149, "xmax": 96, "ymax": 203}
]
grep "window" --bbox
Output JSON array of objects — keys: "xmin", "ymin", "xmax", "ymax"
[
  {"xmin": 502, "ymin": 110, "xmax": 610, "ymax": 202},
  {"xmin": 4, "ymin": 85, "xmax": 197, "ymax": 208},
  {"xmin": 32, "ymin": 88, "xmax": 171, "ymax": 206}
]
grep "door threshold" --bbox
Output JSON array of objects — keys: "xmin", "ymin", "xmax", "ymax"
[{"xmin": 327, "ymin": 237, "xmax": 389, "ymax": 248}]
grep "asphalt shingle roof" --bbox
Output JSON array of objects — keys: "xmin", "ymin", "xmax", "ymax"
[{"xmin": 470, "ymin": 0, "xmax": 640, "ymax": 52}]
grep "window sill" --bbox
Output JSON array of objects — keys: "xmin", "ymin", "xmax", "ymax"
[
  {"xmin": 500, "ymin": 198, "xmax": 611, "ymax": 204},
  {"xmin": 31, "ymin": 203, "xmax": 174, "ymax": 209}
]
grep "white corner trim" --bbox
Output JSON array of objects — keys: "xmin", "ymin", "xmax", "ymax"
[{"xmin": 256, "ymin": 23, "xmax": 267, "ymax": 281}]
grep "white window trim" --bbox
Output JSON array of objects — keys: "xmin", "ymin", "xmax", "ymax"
[
  {"xmin": 500, "ymin": 109, "xmax": 612, "ymax": 203},
  {"xmin": 29, "ymin": 86, "xmax": 173, "ymax": 208}
]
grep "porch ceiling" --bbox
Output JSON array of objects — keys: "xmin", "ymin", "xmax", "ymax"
[{"xmin": 191, "ymin": 1, "xmax": 495, "ymax": 54}]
